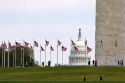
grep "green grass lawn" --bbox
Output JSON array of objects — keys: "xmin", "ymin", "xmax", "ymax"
[{"xmin": 0, "ymin": 66, "xmax": 125, "ymax": 83}]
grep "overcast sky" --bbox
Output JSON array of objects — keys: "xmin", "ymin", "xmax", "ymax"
[{"xmin": 0, "ymin": 0, "xmax": 96, "ymax": 66}]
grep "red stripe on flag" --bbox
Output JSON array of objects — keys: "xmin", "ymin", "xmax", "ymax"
[
  {"xmin": 74, "ymin": 46, "xmax": 78, "ymax": 52},
  {"xmin": 1, "ymin": 42, "xmax": 7, "ymax": 49},
  {"xmin": 87, "ymin": 47, "xmax": 92, "ymax": 52},
  {"xmin": 62, "ymin": 46, "xmax": 67, "ymax": 51}
]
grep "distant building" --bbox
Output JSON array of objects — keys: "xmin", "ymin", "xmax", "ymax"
[{"xmin": 69, "ymin": 28, "xmax": 91, "ymax": 65}]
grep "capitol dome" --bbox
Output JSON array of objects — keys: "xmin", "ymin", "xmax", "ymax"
[
  {"xmin": 69, "ymin": 28, "xmax": 91, "ymax": 65},
  {"xmin": 75, "ymin": 40, "xmax": 85, "ymax": 47}
]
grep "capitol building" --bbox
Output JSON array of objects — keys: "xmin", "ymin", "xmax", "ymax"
[{"xmin": 69, "ymin": 28, "xmax": 91, "ymax": 65}]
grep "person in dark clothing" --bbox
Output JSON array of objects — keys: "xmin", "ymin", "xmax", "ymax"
[
  {"xmin": 92, "ymin": 60, "xmax": 95, "ymax": 66},
  {"xmin": 95, "ymin": 60, "xmax": 97, "ymax": 67},
  {"xmin": 42, "ymin": 62, "xmax": 44, "ymax": 66},
  {"xmin": 88, "ymin": 61, "xmax": 91, "ymax": 66},
  {"xmin": 100, "ymin": 76, "xmax": 103, "ymax": 81},
  {"xmin": 48, "ymin": 61, "xmax": 51, "ymax": 67},
  {"xmin": 83, "ymin": 76, "xmax": 86, "ymax": 81}
]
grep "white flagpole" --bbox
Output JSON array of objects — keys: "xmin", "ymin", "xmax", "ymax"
[
  {"xmin": 2, "ymin": 41, "xmax": 3, "ymax": 68},
  {"xmin": 23, "ymin": 46, "xmax": 24, "ymax": 67},
  {"xmin": 23, "ymin": 40, "xmax": 25, "ymax": 67},
  {"xmin": 15, "ymin": 46, "xmax": 16, "ymax": 67},
  {"xmin": 40, "ymin": 44, "xmax": 41, "ymax": 66},
  {"xmin": 45, "ymin": 43, "xmax": 46, "ymax": 66},
  {"xmin": 62, "ymin": 49, "xmax": 63, "ymax": 65},
  {"xmin": 30, "ymin": 44, "xmax": 32, "ymax": 63},
  {"xmin": 57, "ymin": 39, "xmax": 58, "ymax": 65},
  {"xmin": 57, "ymin": 45, "xmax": 58, "ymax": 65},
  {"xmin": 13, "ymin": 47, "xmax": 14, "ymax": 67},
  {"xmin": 50, "ymin": 45, "xmax": 51, "ymax": 65},
  {"xmin": 85, "ymin": 38, "xmax": 87, "ymax": 65},
  {"xmin": 3, "ymin": 47, "xmax": 5, "ymax": 68},
  {"xmin": 15, "ymin": 41, "xmax": 16, "ymax": 67},
  {"xmin": 8, "ymin": 41, "xmax": 10, "ymax": 68},
  {"xmin": 33, "ymin": 39, "xmax": 35, "ymax": 65},
  {"xmin": 3, "ymin": 41, "xmax": 5, "ymax": 68},
  {"xmin": 8, "ymin": 48, "xmax": 9, "ymax": 68},
  {"xmin": 40, "ymin": 49, "xmax": 41, "ymax": 66},
  {"xmin": 21, "ymin": 47, "xmax": 22, "ymax": 66}
]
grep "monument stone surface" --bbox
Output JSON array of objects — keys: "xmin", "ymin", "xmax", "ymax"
[{"xmin": 96, "ymin": 0, "xmax": 125, "ymax": 66}]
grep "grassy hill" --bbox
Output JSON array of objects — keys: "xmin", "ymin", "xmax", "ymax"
[{"xmin": 0, "ymin": 66, "xmax": 125, "ymax": 83}]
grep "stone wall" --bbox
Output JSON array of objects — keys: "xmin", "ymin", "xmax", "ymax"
[{"xmin": 96, "ymin": 0, "xmax": 125, "ymax": 66}]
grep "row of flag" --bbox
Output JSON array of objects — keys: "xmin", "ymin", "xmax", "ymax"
[
  {"xmin": 0, "ymin": 41, "xmax": 29, "ymax": 49},
  {"xmin": 0, "ymin": 39, "xmax": 92, "ymax": 67},
  {"xmin": 34, "ymin": 40, "xmax": 67, "ymax": 52},
  {"xmin": 0, "ymin": 40, "xmax": 66, "ymax": 51},
  {"xmin": 0, "ymin": 39, "xmax": 92, "ymax": 52}
]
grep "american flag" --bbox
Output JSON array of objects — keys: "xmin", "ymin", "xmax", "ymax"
[
  {"xmin": 62, "ymin": 46, "xmax": 67, "ymax": 51},
  {"xmin": 40, "ymin": 46, "xmax": 44, "ymax": 51},
  {"xmin": 87, "ymin": 47, "xmax": 92, "ymax": 52},
  {"xmin": 45, "ymin": 40, "xmax": 49, "ymax": 46},
  {"xmin": 1, "ymin": 42, "xmax": 7, "ymax": 49},
  {"xmin": 16, "ymin": 41, "xmax": 20, "ymax": 47},
  {"xmin": 8, "ymin": 42, "xmax": 11, "ymax": 48},
  {"xmin": 24, "ymin": 41, "xmax": 29, "ymax": 47},
  {"xmin": 57, "ymin": 40, "xmax": 61, "ymax": 46},
  {"xmin": 71, "ymin": 40, "xmax": 75, "ymax": 45},
  {"xmin": 50, "ymin": 46, "xmax": 54, "ymax": 51},
  {"xmin": 34, "ymin": 41, "xmax": 38, "ymax": 47},
  {"xmin": 74, "ymin": 46, "xmax": 78, "ymax": 52}
]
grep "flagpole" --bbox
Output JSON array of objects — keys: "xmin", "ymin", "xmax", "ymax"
[
  {"xmin": 57, "ymin": 39, "xmax": 58, "ymax": 65},
  {"xmin": 8, "ymin": 50, "xmax": 9, "ymax": 68},
  {"xmin": 1, "ymin": 47, "xmax": 3, "ymax": 68},
  {"xmin": 86, "ymin": 45, "xmax": 88, "ymax": 65},
  {"xmin": 62, "ymin": 49, "xmax": 63, "ymax": 65},
  {"xmin": 8, "ymin": 43, "xmax": 9, "ymax": 68},
  {"xmin": 3, "ymin": 45, "xmax": 5, "ymax": 68},
  {"xmin": 50, "ymin": 45, "xmax": 51, "ymax": 65},
  {"xmin": 2, "ymin": 48, "xmax": 3, "ymax": 68},
  {"xmin": 2, "ymin": 41, "xmax": 3, "ymax": 68},
  {"xmin": 45, "ymin": 43, "xmax": 46, "ymax": 66},
  {"xmin": 21, "ymin": 47, "xmax": 22, "ymax": 66},
  {"xmin": 33, "ymin": 39, "xmax": 35, "ymax": 66},
  {"xmin": 13, "ymin": 47, "xmax": 15, "ymax": 67},
  {"xmin": 85, "ymin": 39, "xmax": 86, "ymax": 65},
  {"xmin": 15, "ymin": 46, "xmax": 16, "ymax": 67},
  {"xmin": 23, "ymin": 46, "xmax": 24, "ymax": 67},
  {"xmin": 23, "ymin": 40, "xmax": 25, "ymax": 67},
  {"xmin": 30, "ymin": 44, "xmax": 32, "ymax": 63},
  {"xmin": 15, "ymin": 41, "xmax": 16, "ymax": 67},
  {"xmin": 85, "ymin": 38, "xmax": 87, "ymax": 65},
  {"xmin": 40, "ymin": 44, "xmax": 41, "ymax": 66}
]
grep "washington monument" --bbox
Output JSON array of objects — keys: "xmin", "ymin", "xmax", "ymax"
[{"xmin": 96, "ymin": 0, "xmax": 125, "ymax": 66}]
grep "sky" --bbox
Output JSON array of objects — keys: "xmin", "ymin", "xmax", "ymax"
[{"xmin": 0, "ymin": 0, "xmax": 96, "ymax": 66}]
